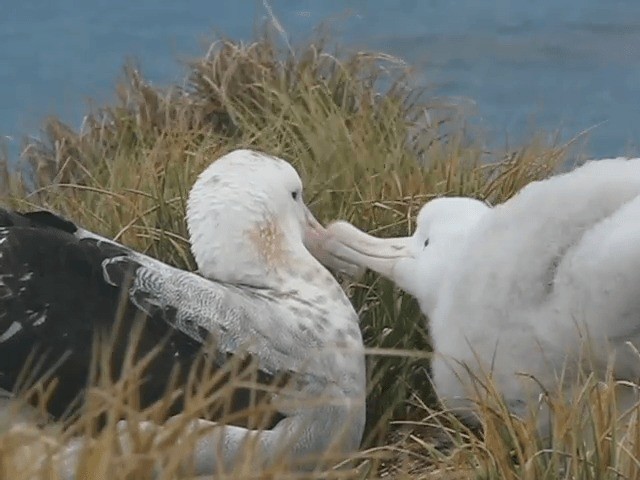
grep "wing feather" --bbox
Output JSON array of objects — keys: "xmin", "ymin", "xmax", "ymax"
[{"xmin": 0, "ymin": 208, "xmax": 285, "ymax": 426}]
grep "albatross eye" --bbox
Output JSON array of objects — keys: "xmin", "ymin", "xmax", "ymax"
[
  {"xmin": 291, "ymin": 190, "xmax": 299, "ymax": 200},
  {"xmin": 423, "ymin": 238, "xmax": 430, "ymax": 248}
]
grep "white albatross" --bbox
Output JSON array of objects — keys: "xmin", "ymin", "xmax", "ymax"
[
  {"xmin": 325, "ymin": 157, "xmax": 640, "ymax": 435},
  {"xmin": 0, "ymin": 149, "xmax": 365, "ymax": 477}
]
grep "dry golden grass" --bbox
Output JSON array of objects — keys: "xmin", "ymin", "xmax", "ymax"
[{"xmin": 1, "ymin": 24, "xmax": 633, "ymax": 479}]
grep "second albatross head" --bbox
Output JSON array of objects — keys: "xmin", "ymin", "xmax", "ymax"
[
  {"xmin": 325, "ymin": 197, "xmax": 490, "ymax": 315},
  {"xmin": 186, "ymin": 149, "xmax": 363, "ymax": 286}
]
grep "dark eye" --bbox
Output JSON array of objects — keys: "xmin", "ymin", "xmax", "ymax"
[
  {"xmin": 291, "ymin": 191, "xmax": 298, "ymax": 200},
  {"xmin": 423, "ymin": 238, "xmax": 430, "ymax": 247}
]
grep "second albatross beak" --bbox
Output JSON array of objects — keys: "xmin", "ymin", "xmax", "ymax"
[
  {"xmin": 321, "ymin": 221, "xmax": 412, "ymax": 279},
  {"xmin": 302, "ymin": 207, "xmax": 366, "ymax": 278}
]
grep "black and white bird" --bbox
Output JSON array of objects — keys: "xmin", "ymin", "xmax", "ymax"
[{"xmin": 0, "ymin": 149, "xmax": 366, "ymax": 476}]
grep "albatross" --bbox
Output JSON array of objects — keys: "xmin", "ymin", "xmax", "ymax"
[
  {"xmin": 325, "ymin": 157, "xmax": 640, "ymax": 435},
  {"xmin": 0, "ymin": 149, "xmax": 365, "ymax": 476}
]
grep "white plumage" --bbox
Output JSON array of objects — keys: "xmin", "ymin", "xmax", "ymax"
[
  {"xmin": 0, "ymin": 149, "xmax": 365, "ymax": 477},
  {"xmin": 326, "ymin": 157, "xmax": 640, "ymax": 435}
]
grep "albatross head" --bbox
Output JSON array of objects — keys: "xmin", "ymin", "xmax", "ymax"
[
  {"xmin": 325, "ymin": 197, "xmax": 490, "ymax": 315},
  {"xmin": 187, "ymin": 149, "xmax": 362, "ymax": 286}
]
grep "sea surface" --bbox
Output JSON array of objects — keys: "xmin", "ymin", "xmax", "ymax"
[{"xmin": 2, "ymin": 0, "xmax": 640, "ymax": 161}]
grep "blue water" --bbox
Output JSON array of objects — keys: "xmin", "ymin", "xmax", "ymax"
[{"xmin": 2, "ymin": 1, "xmax": 640, "ymax": 161}]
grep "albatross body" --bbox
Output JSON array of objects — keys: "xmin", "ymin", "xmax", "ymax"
[
  {"xmin": 0, "ymin": 149, "xmax": 365, "ymax": 476},
  {"xmin": 327, "ymin": 157, "xmax": 640, "ymax": 434}
]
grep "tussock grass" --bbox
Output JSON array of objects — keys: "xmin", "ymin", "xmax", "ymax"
[
  {"xmin": 376, "ymin": 366, "xmax": 640, "ymax": 480},
  {"xmin": 0, "ymin": 24, "xmax": 628, "ymax": 479}
]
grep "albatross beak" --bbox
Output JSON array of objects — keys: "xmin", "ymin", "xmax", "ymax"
[
  {"xmin": 302, "ymin": 207, "xmax": 365, "ymax": 278},
  {"xmin": 322, "ymin": 221, "xmax": 412, "ymax": 279}
]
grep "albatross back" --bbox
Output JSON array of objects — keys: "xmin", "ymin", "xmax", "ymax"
[{"xmin": 0, "ymin": 209, "xmax": 283, "ymax": 425}]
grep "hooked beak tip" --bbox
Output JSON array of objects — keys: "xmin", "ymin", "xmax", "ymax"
[{"xmin": 302, "ymin": 210, "xmax": 366, "ymax": 278}]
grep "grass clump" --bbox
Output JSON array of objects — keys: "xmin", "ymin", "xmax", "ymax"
[{"xmin": 0, "ymin": 23, "xmax": 614, "ymax": 479}]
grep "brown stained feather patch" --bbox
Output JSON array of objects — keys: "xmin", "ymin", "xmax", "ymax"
[{"xmin": 247, "ymin": 218, "xmax": 289, "ymax": 271}]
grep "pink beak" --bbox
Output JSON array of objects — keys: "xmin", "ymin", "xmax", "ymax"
[{"xmin": 302, "ymin": 206, "xmax": 365, "ymax": 278}]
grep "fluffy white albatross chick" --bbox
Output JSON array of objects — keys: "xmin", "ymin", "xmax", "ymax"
[{"xmin": 326, "ymin": 157, "xmax": 640, "ymax": 435}]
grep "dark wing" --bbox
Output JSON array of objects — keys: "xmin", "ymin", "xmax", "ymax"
[
  {"xmin": 0, "ymin": 208, "xmax": 284, "ymax": 427},
  {"xmin": 0, "ymin": 208, "xmax": 79, "ymax": 232}
]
